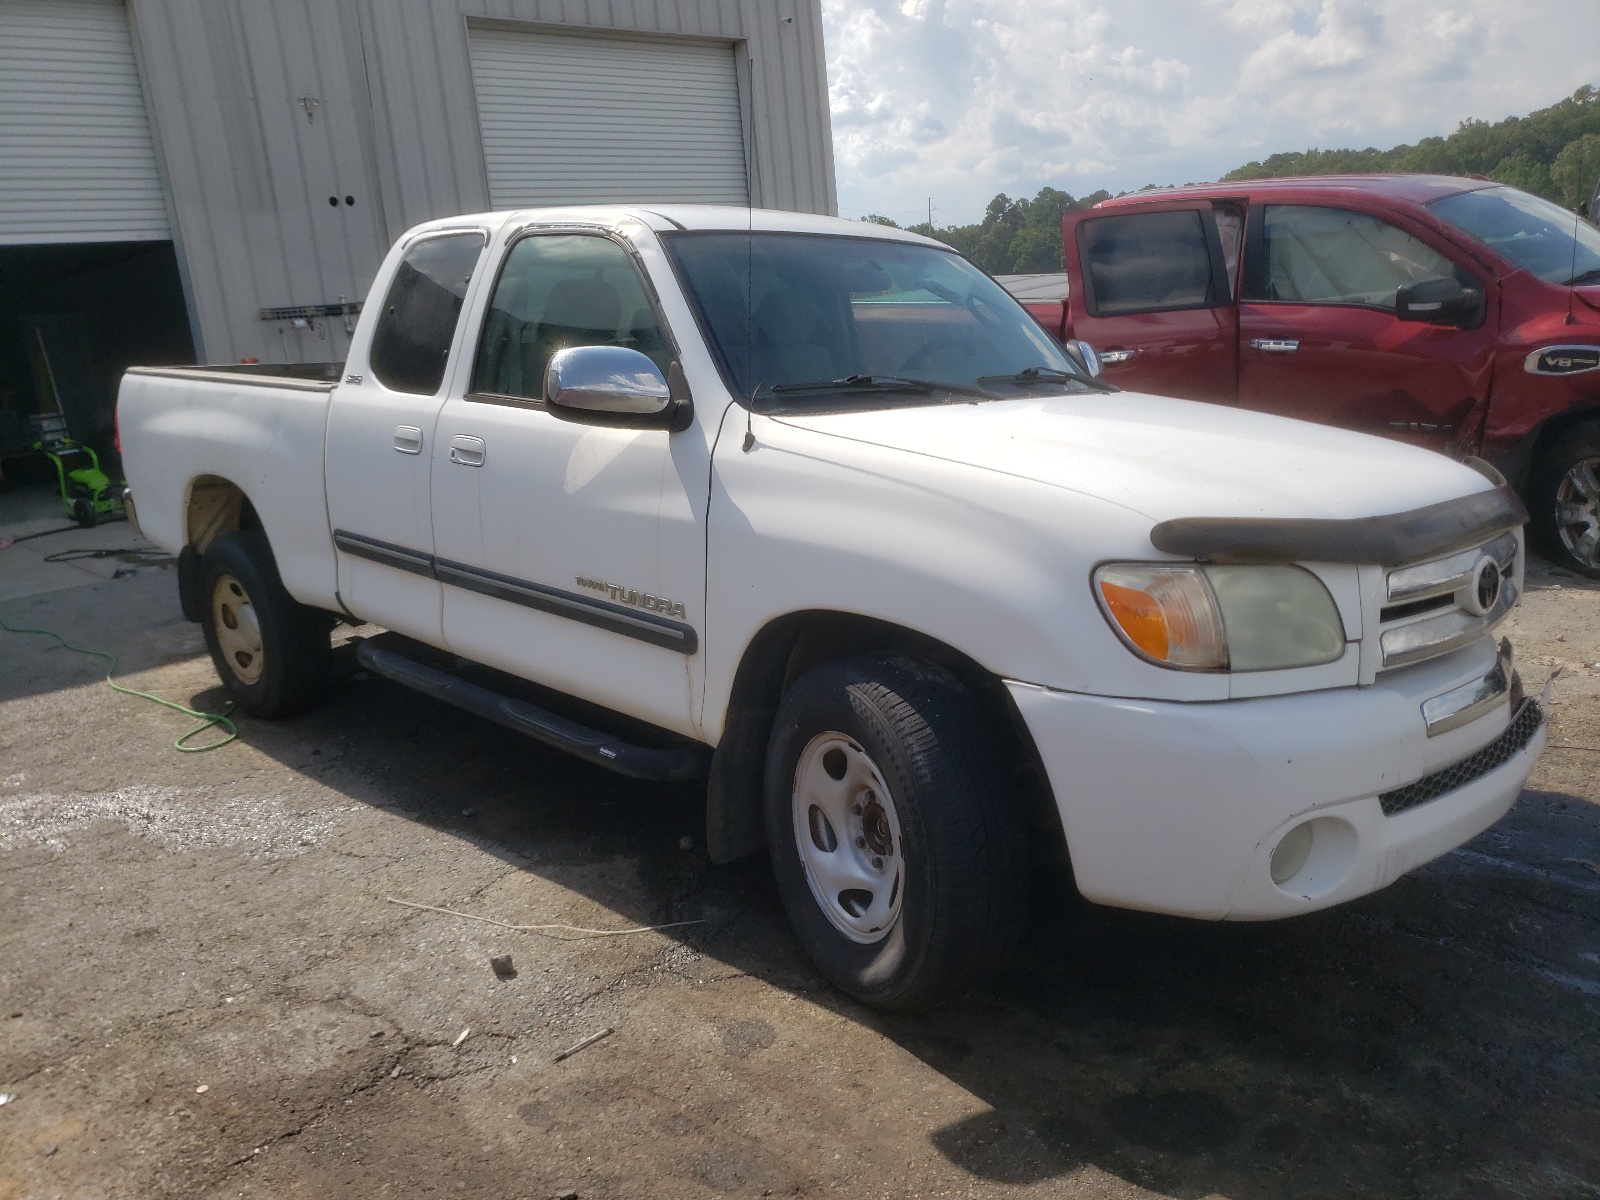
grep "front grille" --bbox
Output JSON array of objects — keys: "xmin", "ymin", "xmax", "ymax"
[
  {"xmin": 1377, "ymin": 531, "xmax": 1520, "ymax": 670},
  {"xmin": 1379, "ymin": 699, "xmax": 1544, "ymax": 816}
]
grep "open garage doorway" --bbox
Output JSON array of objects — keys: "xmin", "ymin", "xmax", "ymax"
[{"xmin": 0, "ymin": 240, "xmax": 194, "ymax": 487}]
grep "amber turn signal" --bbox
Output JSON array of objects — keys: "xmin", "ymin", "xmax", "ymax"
[{"xmin": 1094, "ymin": 565, "xmax": 1228, "ymax": 670}]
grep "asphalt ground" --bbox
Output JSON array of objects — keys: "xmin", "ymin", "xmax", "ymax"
[{"xmin": 1, "ymin": 481, "xmax": 1597, "ymax": 1200}]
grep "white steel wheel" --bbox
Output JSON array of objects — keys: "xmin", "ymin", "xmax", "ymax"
[
  {"xmin": 1555, "ymin": 456, "xmax": 1600, "ymax": 571},
  {"xmin": 791, "ymin": 731, "xmax": 906, "ymax": 944},
  {"xmin": 211, "ymin": 573, "xmax": 264, "ymax": 685}
]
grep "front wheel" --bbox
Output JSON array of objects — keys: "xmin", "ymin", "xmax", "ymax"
[
  {"xmin": 199, "ymin": 529, "xmax": 331, "ymax": 718},
  {"xmin": 764, "ymin": 655, "xmax": 1027, "ymax": 1011},
  {"xmin": 1529, "ymin": 422, "xmax": 1600, "ymax": 578}
]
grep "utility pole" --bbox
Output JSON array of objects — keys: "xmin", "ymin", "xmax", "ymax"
[{"xmin": 927, "ymin": 198, "xmax": 933, "ymax": 229}]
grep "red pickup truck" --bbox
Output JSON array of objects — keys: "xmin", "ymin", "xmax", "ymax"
[{"xmin": 1023, "ymin": 175, "xmax": 1600, "ymax": 577}]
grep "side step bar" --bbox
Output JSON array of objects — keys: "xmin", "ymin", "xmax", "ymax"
[{"xmin": 355, "ymin": 640, "xmax": 707, "ymax": 782}]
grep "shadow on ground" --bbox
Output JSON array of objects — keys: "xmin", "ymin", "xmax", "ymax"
[{"xmin": 207, "ymin": 651, "xmax": 1600, "ymax": 1200}]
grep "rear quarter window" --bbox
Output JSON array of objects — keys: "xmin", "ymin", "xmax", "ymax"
[{"xmin": 369, "ymin": 233, "xmax": 486, "ymax": 395}]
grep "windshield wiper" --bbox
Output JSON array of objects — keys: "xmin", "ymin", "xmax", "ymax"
[
  {"xmin": 766, "ymin": 374, "xmax": 985, "ymax": 397},
  {"xmin": 976, "ymin": 366, "xmax": 1119, "ymax": 394},
  {"xmin": 1564, "ymin": 267, "xmax": 1600, "ymax": 286}
]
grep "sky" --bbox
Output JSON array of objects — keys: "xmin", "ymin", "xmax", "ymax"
[{"xmin": 822, "ymin": 0, "xmax": 1600, "ymax": 227}]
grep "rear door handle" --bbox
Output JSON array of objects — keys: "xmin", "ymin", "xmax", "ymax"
[
  {"xmin": 1099, "ymin": 348, "xmax": 1136, "ymax": 365},
  {"xmin": 1250, "ymin": 338, "xmax": 1300, "ymax": 353},
  {"xmin": 393, "ymin": 425, "xmax": 423, "ymax": 454},
  {"xmin": 448, "ymin": 435, "xmax": 486, "ymax": 467}
]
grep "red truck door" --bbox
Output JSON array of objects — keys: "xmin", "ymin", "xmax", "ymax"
[
  {"xmin": 1237, "ymin": 203, "xmax": 1498, "ymax": 453},
  {"xmin": 1062, "ymin": 200, "xmax": 1242, "ymax": 403}
]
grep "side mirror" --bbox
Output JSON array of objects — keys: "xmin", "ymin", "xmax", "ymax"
[
  {"xmin": 1396, "ymin": 277, "xmax": 1484, "ymax": 328},
  {"xmin": 1064, "ymin": 339, "xmax": 1103, "ymax": 377},
  {"xmin": 544, "ymin": 345, "xmax": 692, "ymax": 431}
]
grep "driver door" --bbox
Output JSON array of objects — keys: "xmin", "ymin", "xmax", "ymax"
[
  {"xmin": 1237, "ymin": 204, "xmax": 1499, "ymax": 453},
  {"xmin": 429, "ymin": 231, "xmax": 707, "ymax": 739}
]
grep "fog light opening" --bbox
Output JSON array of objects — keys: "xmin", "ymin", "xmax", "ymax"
[
  {"xmin": 1270, "ymin": 822, "xmax": 1314, "ymax": 885},
  {"xmin": 1268, "ymin": 816, "xmax": 1360, "ymax": 899}
]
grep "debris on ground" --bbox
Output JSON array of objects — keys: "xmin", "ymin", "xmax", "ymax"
[
  {"xmin": 386, "ymin": 895, "xmax": 703, "ymax": 940},
  {"xmin": 452, "ymin": 1028, "xmax": 471, "ymax": 1048},
  {"xmin": 553, "ymin": 1027, "xmax": 613, "ymax": 1063},
  {"xmin": 490, "ymin": 953, "xmax": 517, "ymax": 979},
  {"xmin": 195, "ymin": 1085, "xmax": 208, "ymax": 1094},
  {"xmin": 678, "ymin": 836, "xmax": 693, "ymax": 850}
]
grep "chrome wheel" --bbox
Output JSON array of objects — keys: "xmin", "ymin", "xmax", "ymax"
[
  {"xmin": 211, "ymin": 573, "xmax": 264, "ymax": 685},
  {"xmin": 791, "ymin": 731, "xmax": 905, "ymax": 944},
  {"xmin": 1555, "ymin": 456, "xmax": 1600, "ymax": 569}
]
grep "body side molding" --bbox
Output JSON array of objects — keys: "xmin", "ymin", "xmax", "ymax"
[{"xmin": 331, "ymin": 529, "xmax": 698, "ymax": 653}]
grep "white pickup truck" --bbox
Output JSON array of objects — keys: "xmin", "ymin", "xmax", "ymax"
[{"xmin": 120, "ymin": 206, "xmax": 1546, "ymax": 1010}]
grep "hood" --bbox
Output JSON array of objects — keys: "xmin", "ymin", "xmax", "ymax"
[{"xmin": 773, "ymin": 390, "xmax": 1493, "ymax": 525}]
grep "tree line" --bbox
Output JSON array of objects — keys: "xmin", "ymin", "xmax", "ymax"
[{"xmin": 863, "ymin": 84, "xmax": 1600, "ymax": 276}]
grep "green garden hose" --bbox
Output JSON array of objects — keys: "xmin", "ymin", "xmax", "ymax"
[{"xmin": 0, "ymin": 614, "xmax": 236, "ymax": 751}]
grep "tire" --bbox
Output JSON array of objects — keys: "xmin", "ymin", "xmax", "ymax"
[
  {"xmin": 72, "ymin": 497, "xmax": 98, "ymax": 528},
  {"xmin": 764, "ymin": 654, "xmax": 1027, "ymax": 1011},
  {"xmin": 1528, "ymin": 422, "xmax": 1600, "ymax": 579},
  {"xmin": 199, "ymin": 529, "xmax": 331, "ymax": 718}
]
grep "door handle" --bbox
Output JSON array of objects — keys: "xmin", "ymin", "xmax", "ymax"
[
  {"xmin": 393, "ymin": 425, "xmax": 423, "ymax": 455},
  {"xmin": 1099, "ymin": 348, "xmax": 1136, "ymax": 365},
  {"xmin": 1250, "ymin": 338, "xmax": 1300, "ymax": 353},
  {"xmin": 448, "ymin": 435, "xmax": 486, "ymax": 467}
]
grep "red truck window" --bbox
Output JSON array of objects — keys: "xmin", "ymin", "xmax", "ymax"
[
  {"xmin": 1077, "ymin": 210, "xmax": 1228, "ymax": 316},
  {"xmin": 1245, "ymin": 206, "xmax": 1464, "ymax": 311}
]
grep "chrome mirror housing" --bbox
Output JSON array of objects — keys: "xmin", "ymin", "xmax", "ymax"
[
  {"xmin": 545, "ymin": 345, "xmax": 672, "ymax": 417},
  {"xmin": 1066, "ymin": 339, "xmax": 1103, "ymax": 378}
]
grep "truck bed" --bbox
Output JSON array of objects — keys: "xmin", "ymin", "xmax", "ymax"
[{"xmin": 125, "ymin": 362, "xmax": 344, "ymax": 391}]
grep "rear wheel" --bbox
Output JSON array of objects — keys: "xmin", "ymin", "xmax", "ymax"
[
  {"xmin": 764, "ymin": 655, "xmax": 1026, "ymax": 1011},
  {"xmin": 199, "ymin": 530, "xmax": 331, "ymax": 717},
  {"xmin": 1529, "ymin": 422, "xmax": 1600, "ymax": 578}
]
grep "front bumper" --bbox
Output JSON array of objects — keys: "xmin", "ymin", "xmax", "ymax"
[{"xmin": 1007, "ymin": 641, "xmax": 1546, "ymax": 920}]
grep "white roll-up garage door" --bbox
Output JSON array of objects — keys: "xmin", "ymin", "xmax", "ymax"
[
  {"xmin": 0, "ymin": 0, "xmax": 170, "ymax": 245},
  {"xmin": 467, "ymin": 25, "xmax": 749, "ymax": 209}
]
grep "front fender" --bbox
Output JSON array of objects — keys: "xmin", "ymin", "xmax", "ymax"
[{"xmin": 700, "ymin": 409, "xmax": 1219, "ymax": 742}]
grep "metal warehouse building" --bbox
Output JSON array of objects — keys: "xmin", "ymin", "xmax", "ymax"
[{"xmin": 0, "ymin": 0, "xmax": 835, "ymax": 458}]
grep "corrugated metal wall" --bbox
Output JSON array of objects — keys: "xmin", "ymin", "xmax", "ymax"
[{"xmin": 123, "ymin": 0, "xmax": 836, "ymax": 365}]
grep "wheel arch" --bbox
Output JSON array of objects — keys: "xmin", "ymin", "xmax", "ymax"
[
  {"xmin": 1494, "ymin": 400, "xmax": 1600, "ymax": 493},
  {"xmin": 176, "ymin": 475, "xmax": 263, "ymax": 622},
  {"xmin": 705, "ymin": 610, "xmax": 1068, "ymax": 876}
]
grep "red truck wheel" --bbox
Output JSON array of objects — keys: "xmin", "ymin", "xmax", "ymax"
[{"xmin": 1529, "ymin": 422, "xmax": 1600, "ymax": 579}]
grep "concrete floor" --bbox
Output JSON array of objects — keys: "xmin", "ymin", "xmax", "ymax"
[{"xmin": 1, "ymin": 479, "xmax": 1598, "ymax": 1200}]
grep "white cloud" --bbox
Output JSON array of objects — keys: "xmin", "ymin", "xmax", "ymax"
[{"xmin": 823, "ymin": 0, "xmax": 1600, "ymax": 226}]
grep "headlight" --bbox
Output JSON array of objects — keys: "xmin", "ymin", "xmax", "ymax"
[{"xmin": 1094, "ymin": 563, "xmax": 1345, "ymax": 672}]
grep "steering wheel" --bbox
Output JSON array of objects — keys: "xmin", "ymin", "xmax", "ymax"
[
  {"xmin": 964, "ymin": 289, "xmax": 1007, "ymax": 329},
  {"xmin": 900, "ymin": 335, "xmax": 979, "ymax": 372}
]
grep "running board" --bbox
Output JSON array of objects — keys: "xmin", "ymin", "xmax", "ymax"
[{"xmin": 354, "ymin": 641, "xmax": 707, "ymax": 782}]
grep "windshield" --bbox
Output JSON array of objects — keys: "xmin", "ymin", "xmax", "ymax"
[
  {"xmin": 1428, "ymin": 186, "xmax": 1600, "ymax": 285},
  {"xmin": 662, "ymin": 231, "xmax": 1089, "ymax": 408}
]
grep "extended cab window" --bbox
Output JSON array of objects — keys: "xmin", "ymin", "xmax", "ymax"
[
  {"xmin": 472, "ymin": 234, "xmax": 672, "ymax": 401},
  {"xmin": 1078, "ymin": 210, "xmax": 1225, "ymax": 316},
  {"xmin": 368, "ymin": 233, "xmax": 485, "ymax": 395},
  {"xmin": 1248, "ymin": 206, "xmax": 1464, "ymax": 309}
]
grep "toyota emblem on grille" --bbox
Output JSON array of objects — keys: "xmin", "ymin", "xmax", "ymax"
[{"xmin": 1465, "ymin": 556, "xmax": 1502, "ymax": 616}]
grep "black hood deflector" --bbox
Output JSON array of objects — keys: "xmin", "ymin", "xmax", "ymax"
[{"xmin": 1149, "ymin": 484, "xmax": 1527, "ymax": 567}]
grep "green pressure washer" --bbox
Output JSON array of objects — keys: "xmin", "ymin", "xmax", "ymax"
[{"xmin": 29, "ymin": 413, "xmax": 124, "ymax": 528}]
